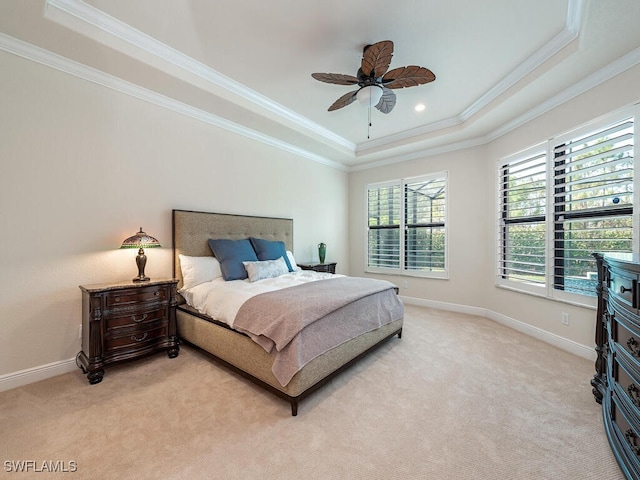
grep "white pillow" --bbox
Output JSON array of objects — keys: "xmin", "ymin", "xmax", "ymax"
[
  {"xmin": 243, "ymin": 257, "xmax": 289, "ymax": 282},
  {"xmin": 286, "ymin": 250, "xmax": 302, "ymax": 272},
  {"xmin": 179, "ymin": 255, "xmax": 222, "ymax": 290}
]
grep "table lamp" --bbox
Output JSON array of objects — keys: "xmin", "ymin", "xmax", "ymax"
[{"xmin": 120, "ymin": 227, "xmax": 161, "ymax": 282}]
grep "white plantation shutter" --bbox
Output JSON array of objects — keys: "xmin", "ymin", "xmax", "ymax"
[
  {"xmin": 498, "ymin": 150, "xmax": 547, "ymax": 286},
  {"xmin": 367, "ymin": 173, "xmax": 448, "ymax": 277},
  {"xmin": 497, "ymin": 112, "xmax": 636, "ymax": 300},
  {"xmin": 552, "ymin": 118, "xmax": 634, "ymax": 295},
  {"xmin": 367, "ymin": 182, "xmax": 401, "ymax": 269},
  {"xmin": 405, "ymin": 175, "xmax": 446, "ymax": 272}
]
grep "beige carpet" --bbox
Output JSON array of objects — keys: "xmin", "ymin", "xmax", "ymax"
[{"xmin": 0, "ymin": 305, "xmax": 625, "ymax": 480}]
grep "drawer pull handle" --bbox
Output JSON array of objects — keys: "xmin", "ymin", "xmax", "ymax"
[
  {"xmin": 628, "ymin": 338, "xmax": 640, "ymax": 357},
  {"xmin": 620, "ymin": 285, "xmax": 633, "ymax": 294},
  {"xmin": 131, "ymin": 313, "xmax": 148, "ymax": 323},
  {"xmin": 131, "ymin": 332, "xmax": 148, "ymax": 342},
  {"xmin": 629, "ymin": 384, "xmax": 640, "ymax": 408},
  {"xmin": 154, "ymin": 291, "xmax": 160, "ymax": 296},
  {"xmin": 625, "ymin": 429, "xmax": 640, "ymax": 456},
  {"xmin": 114, "ymin": 296, "xmax": 121, "ymax": 302}
]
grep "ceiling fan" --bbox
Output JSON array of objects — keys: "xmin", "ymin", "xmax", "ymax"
[{"xmin": 311, "ymin": 40, "xmax": 436, "ymax": 114}]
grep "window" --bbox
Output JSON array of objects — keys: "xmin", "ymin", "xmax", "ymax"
[
  {"xmin": 498, "ymin": 148, "xmax": 547, "ymax": 289},
  {"xmin": 497, "ymin": 110, "xmax": 636, "ymax": 301},
  {"xmin": 367, "ymin": 173, "xmax": 448, "ymax": 278}
]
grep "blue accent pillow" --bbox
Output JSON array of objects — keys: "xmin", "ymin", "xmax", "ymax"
[
  {"xmin": 249, "ymin": 237, "xmax": 293, "ymax": 272},
  {"xmin": 208, "ymin": 238, "xmax": 258, "ymax": 281}
]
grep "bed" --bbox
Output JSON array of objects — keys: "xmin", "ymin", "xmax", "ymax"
[{"xmin": 172, "ymin": 209, "xmax": 404, "ymax": 415}]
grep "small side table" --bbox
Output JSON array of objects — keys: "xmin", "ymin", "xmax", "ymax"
[
  {"xmin": 77, "ymin": 278, "xmax": 179, "ymax": 384},
  {"xmin": 298, "ymin": 262, "xmax": 337, "ymax": 274}
]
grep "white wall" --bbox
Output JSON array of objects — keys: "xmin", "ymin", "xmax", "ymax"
[
  {"xmin": 349, "ymin": 64, "xmax": 640, "ymax": 353},
  {"xmin": 0, "ymin": 51, "xmax": 349, "ymax": 379},
  {"xmin": 349, "ymin": 146, "xmax": 490, "ymax": 310},
  {"xmin": 3, "ymin": 35, "xmax": 639, "ymax": 386}
]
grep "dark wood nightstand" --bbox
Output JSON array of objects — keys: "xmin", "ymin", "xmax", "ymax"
[
  {"xmin": 298, "ymin": 262, "xmax": 337, "ymax": 274},
  {"xmin": 77, "ymin": 278, "xmax": 179, "ymax": 384}
]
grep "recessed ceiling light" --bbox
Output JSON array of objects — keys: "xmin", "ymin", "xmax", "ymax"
[{"xmin": 415, "ymin": 103, "xmax": 426, "ymax": 112}]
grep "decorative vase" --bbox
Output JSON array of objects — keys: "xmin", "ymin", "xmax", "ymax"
[{"xmin": 318, "ymin": 243, "xmax": 326, "ymax": 264}]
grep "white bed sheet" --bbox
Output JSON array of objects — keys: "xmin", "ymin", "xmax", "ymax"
[{"xmin": 181, "ymin": 270, "xmax": 343, "ymax": 328}]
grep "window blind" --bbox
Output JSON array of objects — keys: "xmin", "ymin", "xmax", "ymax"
[
  {"xmin": 405, "ymin": 176, "xmax": 446, "ymax": 272},
  {"xmin": 498, "ymin": 151, "xmax": 547, "ymax": 285},
  {"xmin": 367, "ymin": 183, "xmax": 401, "ymax": 269},
  {"xmin": 367, "ymin": 173, "xmax": 448, "ymax": 277},
  {"xmin": 552, "ymin": 118, "xmax": 634, "ymax": 295}
]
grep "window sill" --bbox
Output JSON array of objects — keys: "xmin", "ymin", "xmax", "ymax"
[
  {"xmin": 365, "ymin": 269, "xmax": 449, "ymax": 280},
  {"xmin": 495, "ymin": 283, "xmax": 596, "ymax": 310}
]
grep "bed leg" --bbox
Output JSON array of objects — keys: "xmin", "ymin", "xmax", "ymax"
[
  {"xmin": 397, "ymin": 328, "xmax": 403, "ymax": 339},
  {"xmin": 291, "ymin": 401, "xmax": 298, "ymax": 416}
]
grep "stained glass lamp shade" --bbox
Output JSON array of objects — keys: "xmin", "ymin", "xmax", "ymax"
[{"xmin": 120, "ymin": 228, "xmax": 161, "ymax": 282}]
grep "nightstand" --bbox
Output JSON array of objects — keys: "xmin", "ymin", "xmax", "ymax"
[
  {"xmin": 298, "ymin": 262, "xmax": 337, "ymax": 274},
  {"xmin": 77, "ymin": 278, "xmax": 179, "ymax": 384}
]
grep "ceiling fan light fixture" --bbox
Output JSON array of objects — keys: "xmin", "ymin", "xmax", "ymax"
[{"xmin": 356, "ymin": 85, "xmax": 383, "ymax": 106}]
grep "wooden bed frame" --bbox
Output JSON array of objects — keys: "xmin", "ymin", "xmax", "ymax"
[{"xmin": 172, "ymin": 209, "xmax": 403, "ymax": 415}]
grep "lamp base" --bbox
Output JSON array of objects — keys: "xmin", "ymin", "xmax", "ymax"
[{"xmin": 133, "ymin": 249, "xmax": 149, "ymax": 282}]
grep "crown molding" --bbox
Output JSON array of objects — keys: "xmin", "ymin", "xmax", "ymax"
[
  {"xmin": 356, "ymin": 0, "xmax": 585, "ymax": 152},
  {"xmin": 0, "ymin": 32, "xmax": 348, "ymax": 172},
  {"xmin": 6, "ymin": 0, "xmax": 636, "ymax": 173},
  {"xmin": 350, "ymin": 137, "xmax": 488, "ymax": 172},
  {"xmin": 46, "ymin": 0, "xmax": 356, "ymax": 154},
  {"xmin": 351, "ymin": 45, "xmax": 640, "ymax": 172},
  {"xmin": 3, "ymin": 29, "xmax": 636, "ymax": 174},
  {"xmin": 47, "ymin": 0, "xmax": 585, "ymax": 157},
  {"xmin": 486, "ymin": 45, "xmax": 640, "ymax": 142}
]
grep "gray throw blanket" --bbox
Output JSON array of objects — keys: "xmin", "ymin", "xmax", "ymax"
[{"xmin": 233, "ymin": 277, "xmax": 404, "ymax": 386}]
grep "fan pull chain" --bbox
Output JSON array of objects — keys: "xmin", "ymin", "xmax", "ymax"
[{"xmin": 367, "ymin": 96, "xmax": 373, "ymax": 139}]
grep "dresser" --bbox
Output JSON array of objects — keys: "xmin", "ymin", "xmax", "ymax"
[
  {"xmin": 77, "ymin": 278, "xmax": 179, "ymax": 384},
  {"xmin": 594, "ymin": 253, "xmax": 640, "ymax": 479}
]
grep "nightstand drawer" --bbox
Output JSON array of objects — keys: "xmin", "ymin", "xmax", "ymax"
[
  {"xmin": 104, "ymin": 306, "xmax": 167, "ymax": 331},
  {"xmin": 105, "ymin": 285, "xmax": 168, "ymax": 308},
  {"xmin": 105, "ymin": 322, "xmax": 168, "ymax": 352}
]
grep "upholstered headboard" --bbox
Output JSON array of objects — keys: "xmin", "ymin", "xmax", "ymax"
[{"xmin": 172, "ymin": 209, "xmax": 293, "ymax": 290}]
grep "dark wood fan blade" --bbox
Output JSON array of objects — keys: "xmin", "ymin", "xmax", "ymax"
[
  {"xmin": 311, "ymin": 73, "xmax": 359, "ymax": 85},
  {"xmin": 361, "ymin": 40, "xmax": 394, "ymax": 78},
  {"xmin": 328, "ymin": 90, "xmax": 358, "ymax": 111},
  {"xmin": 375, "ymin": 87, "xmax": 396, "ymax": 114},
  {"xmin": 382, "ymin": 66, "xmax": 436, "ymax": 89}
]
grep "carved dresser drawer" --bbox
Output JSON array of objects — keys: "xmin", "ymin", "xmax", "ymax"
[
  {"xmin": 609, "ymin": 266, "xmax": 638, "ymax": 312},
  {"xmin": 611, "ymin": 393, "xmax": 640, "ymax": 476},
  {"xmin": 615, "ymin": 356, "xmax": 640, "ymax": 412},
  {"xmin": 594, "ymin": 253, "xmax": 640, "ymax": 480},
  {"xmin": 77, "ymin": 279, "xmax": 179, "ymax": 385}
]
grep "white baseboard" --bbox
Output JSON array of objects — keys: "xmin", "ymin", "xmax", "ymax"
[
  {"xmin": 0, "ymin": 298, "xmax": 597, "ymax": 392},
  {"xmin": 399, "ymin": 295, "xmax": 596, "ymax": 362},
  {"xmin": 0, "ymin": 358, "xmax": 77, "ymax": 393}
]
